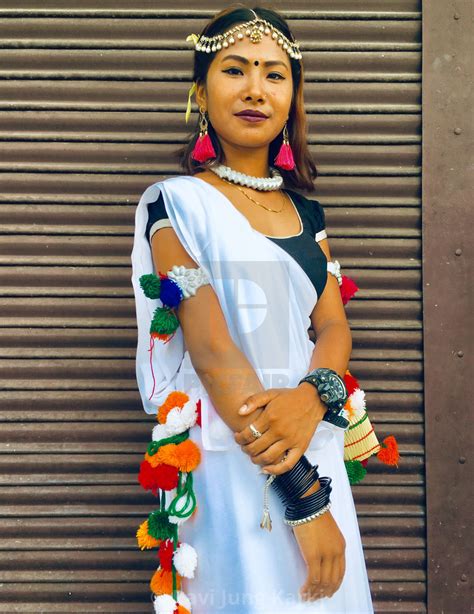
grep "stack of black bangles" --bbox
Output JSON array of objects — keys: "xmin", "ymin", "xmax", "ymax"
[{"xmin": 271, "ymin": 455, "xmax": 332, "ymax": 526}]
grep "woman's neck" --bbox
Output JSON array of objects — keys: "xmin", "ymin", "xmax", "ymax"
[{"xmin": 220, "ymin": 148, "xmax": 271, "ymax": 177}]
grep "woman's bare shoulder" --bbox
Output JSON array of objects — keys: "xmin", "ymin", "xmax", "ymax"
[{"xmin": 189, "ymin": 170, "xmax": 220, "ymax": 186}]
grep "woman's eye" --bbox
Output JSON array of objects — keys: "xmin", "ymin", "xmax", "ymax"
[{"xmin": 223, "ymin": 68, "xmax": 284, "ymax": 80}]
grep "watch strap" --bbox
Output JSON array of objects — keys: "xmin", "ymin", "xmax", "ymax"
[{"xmin": 322, "ymin": 409, "xmax": 349, "ymax": 429}]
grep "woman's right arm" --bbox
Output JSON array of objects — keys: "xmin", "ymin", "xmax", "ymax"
[{"xmin": 150, "ymin": 225, "xmax": 266, "ymax": 434}]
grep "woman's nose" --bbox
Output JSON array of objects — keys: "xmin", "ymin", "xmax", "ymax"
[{"xmin": 242, "ymin": 74, "xmax": 267, "ymax": 101}]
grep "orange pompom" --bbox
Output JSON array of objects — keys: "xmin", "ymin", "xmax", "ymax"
[
  {"xmin": 148, "ymin": 440, "xmax": 201, "ymax": 473},
  {"xmin": 157, "ymin": 391, "xmax": 189, "ymax": 423},
  {"xmin": 144, "ymin": 450, "xmax": 155, "ymax": 467},
  {"xmin": 136, "ymin": 520, "xmax": 161, "ymax": 551},
  {"xmin": 150, "ymin": 567, "xmax": 181, "ymax": 595},
  {"xmin": 157, "ymin": 403, "xmax": 174, "ymax": 424},
  {"xmin": 176, "ymin": 606, "xmax": 191, "ymax": 614},
  {"xmin": 146, "ymin": 443, "xmax": 176, "ymax": 468},
  {"xmin": 377, "ymin": 435, "xmax": 400, "ymax": 467},
  {"xmin": 144, "ymin": 451, "xmax": 157, "ymax": 468},
  {"xmin": 174, "ymin": 439, "xmax": 201, "ymax": 472}
]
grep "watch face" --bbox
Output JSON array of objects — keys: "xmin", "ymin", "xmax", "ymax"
[{"xmin": 316, "ymin": 371, "xmax": 347, "ymax": 410}]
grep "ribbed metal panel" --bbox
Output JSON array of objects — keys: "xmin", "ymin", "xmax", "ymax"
[{"xmin": 0, "ymin": 2, "xmax": 424, "ymax": 611}]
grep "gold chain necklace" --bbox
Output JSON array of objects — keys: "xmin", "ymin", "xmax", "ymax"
[{"xmin": 219, "ymin": 176, "xmax": 286, "ymax": 213}]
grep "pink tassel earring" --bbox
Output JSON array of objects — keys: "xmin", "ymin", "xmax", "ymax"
[
  {"xmin": 274, "ymin": 121, "xmax": 295, "ymax": 171},
  {"xmin": 191, "ymin": 106, "xmax": 216, "ymax": 163}
]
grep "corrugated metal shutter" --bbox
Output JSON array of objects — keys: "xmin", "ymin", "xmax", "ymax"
[{"xmin": 0, "ymin": 2, "xmax": 424, "ymax": 611}]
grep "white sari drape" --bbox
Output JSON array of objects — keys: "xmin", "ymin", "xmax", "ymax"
[{"xmin": 131, "ymin": 175, "xmax": 374, "ymax": 613}]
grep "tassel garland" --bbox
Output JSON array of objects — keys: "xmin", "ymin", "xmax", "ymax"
[{"xmin": 136, "ymin": 390, "xmax": 201, "ymax": 612}]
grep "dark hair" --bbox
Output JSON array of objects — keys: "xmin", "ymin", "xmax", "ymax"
[{"xmin": 174, "ymin": 4, "xmax": 318, "ymax": 193}]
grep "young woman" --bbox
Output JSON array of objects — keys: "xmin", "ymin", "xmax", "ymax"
[{"xmin": 131, "ymin": 5, "xmax": 374, "ymax": 613}]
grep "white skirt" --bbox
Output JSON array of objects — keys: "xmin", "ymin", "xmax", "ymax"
[{"xmin": 178, "ymin": 422, "xmax": 374, "ymax": 614}]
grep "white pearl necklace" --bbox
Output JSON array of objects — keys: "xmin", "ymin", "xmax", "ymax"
[{"xmin": 208, "ymin": 162, "xmax": 283, "ymax": 191}]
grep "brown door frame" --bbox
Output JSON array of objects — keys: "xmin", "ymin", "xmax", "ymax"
[{"xmin": 422, "ymin": 0, "xmax": 472, "ymax": 611}]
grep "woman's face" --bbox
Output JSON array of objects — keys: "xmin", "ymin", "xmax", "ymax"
[{"xmin": 196, "ymin": 29, "xmax": 294, "ymax": 154}]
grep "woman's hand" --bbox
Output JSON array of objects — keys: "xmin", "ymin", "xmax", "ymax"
[
  {"xmin": 292, "ymin": 483, "xmax": 346, "ymax": 602},
  {"xmin": 233, "ymin": 384, "xmax": 326, "ymax": 475}
]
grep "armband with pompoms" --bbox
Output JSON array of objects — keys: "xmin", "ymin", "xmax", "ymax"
[
  {"xmin": 327, "ymin": 259, "xmax": 359, "ymax": 305},
  {"xmin": 139, "ymin": 265, "xmax": 210, "ymax": 400}
]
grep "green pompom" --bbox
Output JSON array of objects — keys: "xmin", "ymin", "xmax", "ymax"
[
  {"xmin": 150, "ymin": 306, "xmax": 179, "ymax": 336},
  {"xmin": 345, "ymin": 460, "xmax": 367, "ymax": 485},
  {"xmin": 147, "ymin": 509, "xmax": 174, "ymax": 540},
  {"xmin": 139, "ymin": 273, "xmax": 161, "ymax": 299}
]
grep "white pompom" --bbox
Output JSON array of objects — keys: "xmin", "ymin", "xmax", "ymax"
[
  {"xmin": 164, "ymin": 400, "xmax": 198, "ymax": 436},
  {"xmin": 152, "ymin": 423, "xmax": 168, "ymax": 442},
  {"xmin": 173, "ymin": 542, "xmax": 198, "ymax": 578},
  {"xmin": 350, "ymin": 388, "xmax": 366, "ymax": 414},
  {"xmin": 162, "ymin": 407, "xmax": 185, "ymax": 436},
  {"xmin": 180, "ymin": 399, "xmax": 198, "ymax": 428},
  {"xmin": 176, "ymin": 590, "xmax": 192, "ymax": 610},
  {"xmin": 153, "ymin": 593, "xmax": 177, "ymax": 614}
]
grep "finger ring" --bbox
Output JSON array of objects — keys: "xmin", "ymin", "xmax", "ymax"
[
  {"xmin": 249, "ymin": 423, "xmax": 262, "ymax": 439},
  {"xmin": 280, "ymin": 452, "xmax": 288, "ymax": 464}
]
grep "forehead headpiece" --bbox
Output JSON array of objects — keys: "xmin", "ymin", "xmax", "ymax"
[{"xmin": 189, "ymin": 9, "xmax": 302, "ymax": 61}]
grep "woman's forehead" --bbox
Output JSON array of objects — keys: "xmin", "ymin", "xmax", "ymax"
[{"xmin": 213, "ymin": 35, "xmax": 290, "ymax": 69}]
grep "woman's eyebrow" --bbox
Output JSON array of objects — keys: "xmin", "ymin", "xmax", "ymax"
[{"xmin": 220, "ymin": 54, "xmax": 288, "ymax": 69}]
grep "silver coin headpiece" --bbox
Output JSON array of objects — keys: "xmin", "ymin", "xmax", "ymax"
[{"xmin": 186, "ymin": 9, "xmax": 302, "ymax": 61}]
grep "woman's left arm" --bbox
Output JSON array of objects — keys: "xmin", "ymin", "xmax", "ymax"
[
  {"xmin": 302, "ymin": 237, "xmax": 352, "ymax": 381},
  {"xmin": 234, "ymin": 237, "xmax": 352, "ymax": 475}
]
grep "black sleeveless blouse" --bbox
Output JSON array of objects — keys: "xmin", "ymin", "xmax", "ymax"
[{"xmin": 145, "ymin": 188, "xmax": 328, "ymax": 298}]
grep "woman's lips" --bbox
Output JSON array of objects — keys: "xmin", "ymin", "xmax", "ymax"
[{"xmin": 235, "ymin": 114, "xmax": 268, "ymax": 123}]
